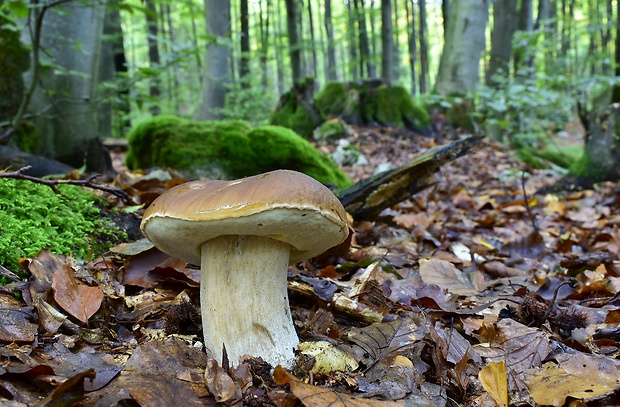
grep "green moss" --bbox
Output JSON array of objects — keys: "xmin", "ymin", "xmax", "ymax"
[
  {"xmin": 569, "ymin": 152, "xmax": 608, "ymax": 180},
  {"xmin": 315, "ymin": 82, "xmax": 349, "ymax": 118},
  {"xmin": 361, "ymin": 85, "xmax": 431, "ymax": 133},
  {"xmin": 536, "ymin": 145, "xmax": 581, "ymax": 168},
  {"xmin": 126, "ymin": 116, "xmax": 352, "ymax": 189},
  {"xmin": 269, "ymin": 93, "xmax": 321, "ymax": 138},
  {"xmin": 248, "ymin": 125, "xmax": 352, "ymax": 189},
  {"xmin": 313, "ymin": 119, "xmax": 347, "ymax": 142},
  {"xmin": 126, "ymin": 116, "xmax": 253, "ymax": 179},
  {"xmin": 0, "ymin": 179, "xmax": 126, "ymax": 273}
]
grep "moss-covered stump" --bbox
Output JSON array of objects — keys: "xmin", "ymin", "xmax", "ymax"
[
  {"xmin": 363, "ymin": 85, "xmax": 431, "ymax": 133},
  {"xmin": 126, "ymin": 116, "xmax": 352, "ymax": 189},
  {"xmin": 269, "ymin": 78, "xmax": 323, "ymax": 138},
  {"xmin": 315, "ymin": 81, "xmax": 431, "ymax": 134},
  {"xmin": 0, "ymin": 178, "xmax": 126, "ymax": 275}
]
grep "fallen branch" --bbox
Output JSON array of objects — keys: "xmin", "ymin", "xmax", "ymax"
[{"xmin": 0, "ymin": 165, "xmax": 131, "ymax": 203}]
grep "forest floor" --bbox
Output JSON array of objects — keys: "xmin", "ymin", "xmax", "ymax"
[{"xmin": 1, "ymin": 120, "xmax": 620, "ymax": 407}]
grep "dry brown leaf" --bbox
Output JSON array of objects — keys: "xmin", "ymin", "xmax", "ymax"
[
  {"xmin": 419, "ymin": 258, "xmax": 486, "ymax": 295},
  {"xmin": 525, "ymin": 352, "xmax": 620, "ymax": 407},
  {"xmin": 288, "ymin": 373, "xmax": 404, "ymax": 406},
  {"xmin": 479, "ymin": 361, "xmax": 508, "ymax": 407},
  {"xmin": 342, "ymin": 319, "xmax": 425, "ymax": 369},
  {"xmin": 51, "ymin": 263, "xmax": 103, "ymax": 323},
  {"xmin": 476, "ymin": 319, "xmax": 551, "ymax": 391},
  {"xmin": 204, "ymin": 359, "xmax": 242, "ymax": 403}
]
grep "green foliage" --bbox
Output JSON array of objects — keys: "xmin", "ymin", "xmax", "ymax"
[
  {"xmin": 313, "ymin": 119, "xmax": 348, "ymax": 142},
  {"xmin": 126, "ymin": 116, "xmax": 352, "ymax": 189},
  {"xmin": 0, "ymin": 179, "xmax": 126, "ymax": 273},
  {"xmin": 217, "ymin": 81, "xmax": 276, "ymax": 125}
]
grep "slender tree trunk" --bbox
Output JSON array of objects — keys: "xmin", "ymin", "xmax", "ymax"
[
  {"xmin": 194, "ymin": 0, "xmax": 230, "ymax": 120},
  {"xmin": 418, "ymin": 0, "xmax": 429, "ymax": 93},
  {"xmin": 381, "ymin": 0, "xmax": 393, "ymax": 84},
  {"xmin": 240, "ymin": 0, "xmax": 250, "ymax": 87},
  {"xmin": 307, "ymin": 0, "xmax": 318, "ymax": 77},
  {"xmin": 486, "ymin": 0, "xmax": 518, "ymax": 86},
  {"xmin": 404, "ymin": 0, "xmax": 417, "ymax": 94},
  {"xmin": 276, "ymin": 0, "xmax": 286, "ymax": 93},
  {"xmin": 369, "ymin": 0, "xmax": 377, "ymax": 57},
  {"xmin": 442, "ymin": 0, "xmax": 450, "ymax": 36},
  {"xmin": 347, "ymin": 0, "xmax": 359, "ymax": 80},
  {"xmin": 145, "ymin": 0, "xmax": 161, "ymax": 115},
  {"xmin": 316, "ymin": 0, "xmax": 328, "ymax": 82},
  {"xmin": 611, "ymin": 0, "xmax": 620, "ymax": 102},
  {"xmin": 435, "ymin": 0, "xmax": 490, "ymax": 95},
  {"xmin": 259, "ymin": 0, "xmax": 271, "ymax": 89},
  {"xmin": 285, "ymin": 0, "xmax": 302, "ymax": 82},
  {"xmin": 189, "ymin": 2, "xmax": 203, "ymax": 85},
  {"xmin": 392, "ymin": 0, "xmax": 401, "ymax": 82},
  {"xmin": 324, "ymin": 0, "xmax": 337, "ymax": 81},
  {"xmin": 354, "ymin": 0, "xmax": 374, "ymax": 78}
]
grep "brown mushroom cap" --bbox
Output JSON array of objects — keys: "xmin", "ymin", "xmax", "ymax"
[{"xmin": 140, "ymin": 170, "xmax": 349, "ymax": 265}]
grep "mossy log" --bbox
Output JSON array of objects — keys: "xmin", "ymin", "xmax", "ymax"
[{"xmin": 338, "ymin": 136, "xmax": 482, "ymax": 220}]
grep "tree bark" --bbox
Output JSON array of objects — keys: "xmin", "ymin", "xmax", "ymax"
[
  {"xmin": 145, "ymin": 0, "xmax": 161, "ymax": 115},
  {"xmin": 418, "ymin": 0, "xmax": 429, "ymax": 93},
  {"xmin": 354, "ymin": 0, "xmax": 375, "ymax": 78},
  {"xmin": 347, "ymin": 0, "xmax": 359, "ymax": 80},
  {"xmin": 307, "ymin": 0, "xmax": 318, "ymax": 77},
  {"xmin": 258, "ymin": 0, "xmax": 271, "ymax": 89},
  {"xmin": 194, "ymin": 0, "xmax": 230, "ymax": 120},
  {"xmin": 240, "ymin": 0, "xmax": 250, "ymax": 87},
  {"xmin": 285, "ymin": 0, "xmax": 302, "ymax": 82},
  {"xmin": 435, "ymin": 0, "xmax": 490, "ymax": 95},
  {"xmin": 392, "ymin": 0, "xmax": 401, "ymax": 82},
  {"xmin": 324, "ymin": 0, "xmax": 338, "ymax": 81},
  {"xmin": 381, "ymin": 0, "xmax": 393, "ymax": 84},
  {"xmin": 486, "ymin": 0, "xmax": 518, "ymax": 86},
  {"xmin": 21, "ymin": 0, "xmax": 107, "ymax": 167},
  {"xmin": 405, "ymin": 0, "xmax": 417, "ymax": 94}
]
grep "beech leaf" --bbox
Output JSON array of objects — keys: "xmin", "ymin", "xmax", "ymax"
[{"xmin": 51, "ymin": 263, "xmax": 103, "ymax": 323}]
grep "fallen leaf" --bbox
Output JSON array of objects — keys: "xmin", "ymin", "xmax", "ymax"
[
  {"xmin": 204, "ymin": 359, "xmax": 242, "ymax": 403},
  {"xmin": 525, "ymin": 353, "xmax": 620, "ymax": 406},
  {"xmin": 419, "ymin": 258, "xmax": 486, "ymax": 295},
  {"xmin": 298, "ymin": 341, "xmax": 358, "ymax": 374},
  {"xmin": 479, "ymin": 361, "xmax": 508, "ymax": 407},
  {"xmin": 288, "ymin": 372, "xmax": 404, "ymax": 406},
  {"xmin": 51, "ymin": 263, "xmax": 103, "ymax": 323},
  {"xmin": 342, "ymin": 319, "xmax": 426, "ymax": 370}
]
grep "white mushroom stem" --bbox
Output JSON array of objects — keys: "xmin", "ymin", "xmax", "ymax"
[{"xmin": 200, "ymin": 234, "xmax": 299, "ymax": 368}]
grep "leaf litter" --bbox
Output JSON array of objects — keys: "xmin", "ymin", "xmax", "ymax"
[{"xmin": 0, "ymin": 125, "xmax": 620, "ymax": 405}]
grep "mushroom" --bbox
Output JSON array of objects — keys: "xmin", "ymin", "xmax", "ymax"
[{"xmin": 140, "ymin": 170, "xmax": 349, "ymax": 368}]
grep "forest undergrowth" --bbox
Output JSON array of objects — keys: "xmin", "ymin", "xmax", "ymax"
[{"xmin": 1, "ymin": 120, "xmax": 619, "ymax": 407}]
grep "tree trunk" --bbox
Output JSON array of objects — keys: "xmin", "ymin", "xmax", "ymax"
[
  {"xmin": 285, "ymin": 0, "xmax": 302, "ymax": 82},
  {"xmin": 145, "ymin": 0, "xmax": 161, "ymax": 115},
  {"xmin": 21, "ymin": 1, "xmax": 107, "ymax": 167},
  {"xmin": 259, "ymin": 0, "xmax": 271, "ymax": 89},
  {"xmin": 392, "ymin": 0, "xmax": 401, "ymax": 82},
  {"xmin": 324, "ymin": 0, "xmax": 338, "ymax": 81},
  {"xmin": 194, "ymin": 0, "xmax": 230, "ymax": 120},
  {"xmin": 486, "ymin": 0, "xmax": 518, "ymax": 86},
  {"xmin": 189, "ymin": 1, "xmax": 203, "ymax": 85},
  {"xmin": 240, "ymin": 0, "xmax": 250, "ymax": 87},
  {"xmin": 442, "ymin": 0, "xmax": 450, "ymax": 35},
  {"xmin": 435, "ymin": 0, "xmax": 490, "ymax": 95},
  {"xmin": 307, "ymin": 0, "xmax": 318, "ymax": 77},
  {"xmin": 405, "ymin": 0, "xmax": 417, "ymax": 94},
  {"xmin": 347, "ymin": 1, "xmax": 358, "ymax": 80},
  {"xmin": 354, "ymin": 0, "xmax": 375, "ymax": 78},
  {"xmin": 381, "ymin": 0, "xmax": 393, "ymax": 84},
  {"xmin": 276, "ymin": 0, "xmax": 286, "ymax": 94},
  {"xmin": 418, "ymin": 0, "xmax": 429, "ymax": 93}
]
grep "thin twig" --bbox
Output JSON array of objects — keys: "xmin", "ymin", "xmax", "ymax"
[{"xmin": 0, "ymin": 165, "xmax": 131, "ymax": 203}]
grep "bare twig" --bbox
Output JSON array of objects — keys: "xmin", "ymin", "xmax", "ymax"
[{"xmin": 0, "ymin": 165, "xmax": 131, "ymax": 203}]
